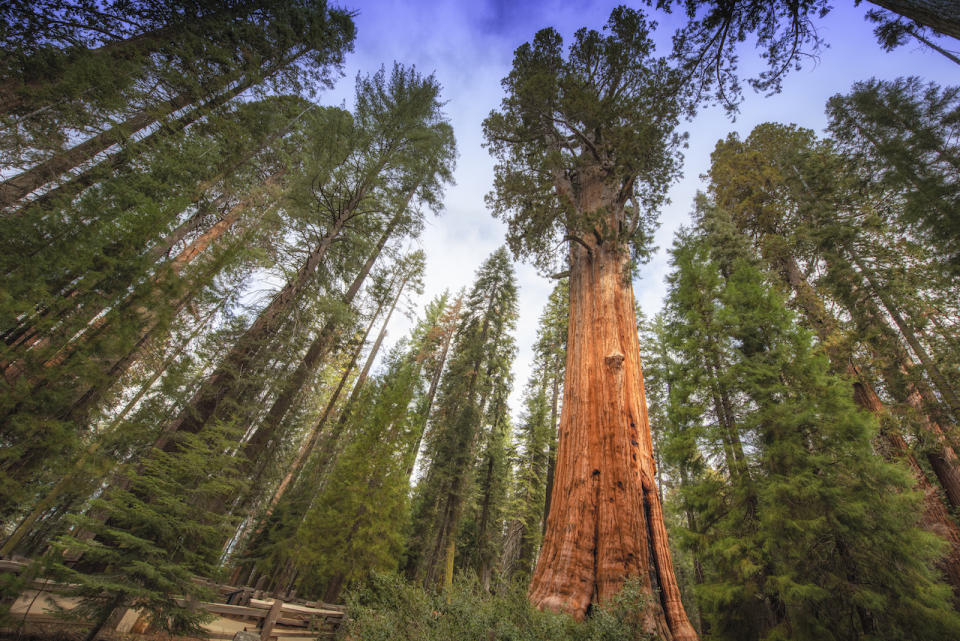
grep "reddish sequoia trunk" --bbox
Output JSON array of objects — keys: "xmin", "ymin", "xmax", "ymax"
[{"xmin": 529, "ymin": 194, "xmax": 696, "ymax": 639}]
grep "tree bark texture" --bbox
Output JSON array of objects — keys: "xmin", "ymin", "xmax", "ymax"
[{"xmin": 528, "ymin": 185, "xmax": 696, "ymax": 640}]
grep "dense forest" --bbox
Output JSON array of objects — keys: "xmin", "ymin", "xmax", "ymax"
[{"xmin": 1, "ymin": 1, "xmax": 959, "ymax": 640}]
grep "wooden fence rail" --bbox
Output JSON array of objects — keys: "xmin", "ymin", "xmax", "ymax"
[{"xmin": 1, "ymin": 559, "xmax": 345, "ymax": 641}]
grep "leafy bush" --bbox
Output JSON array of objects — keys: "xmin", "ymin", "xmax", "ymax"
[{"xmin": 339, "ymin": 572, "xmax": 661, "ymax": 641}]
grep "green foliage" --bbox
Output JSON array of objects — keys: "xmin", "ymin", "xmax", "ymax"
[
  {"xmin": 0, "ymin": 0, "xmax": 356, "ymax": 167},
  {"xmin": 340, "ymin": 572, "xmax": 660, "ymax": 641},
  {"xmin": 502, "ymin": 279, "xmax": 568, "ymax": 580},
  {"xmin": 47, "ymin": 419, "xmax": 245, "ymax": 638},
  {"xmin": 482, "ymin": 6, "xmax": 684, "ymax": 274},
  {"xmin": 827, "ymin": 77, "xmax": 960, "ymax": 271},
  {"xmin": 295, "ymin": 347, "xmax": 422, "ymax": 601},
  {"xmin": 653, "ymin": 203, "xmax": 960, "ymax": 640},
  {"xmin": 406, "ymin": 248, "xmax": 519, "ymax": 586},
  {"xmin": 653, "ymin": 0, "xmax": 957, "ymax": 113},
  {"xmin": 0, "ymin": 95, "xmax": 328, "ymax": 519}
]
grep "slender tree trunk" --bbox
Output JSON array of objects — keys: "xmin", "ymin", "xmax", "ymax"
[
  {"xmin": 255, "ymin": 305, "xmax": 383, "ymax": 521},
  {"xmin": 2, "ymin": 181, "xmax": 254, "ymax": 398},
  {"xmin": 475, "ymin": 413, "xmax": 503, "ymax": 592},
  {"xmin": 6, "ymin": 79, "xmax": 246, "ymax": 216},
  {"xmin": 541, "ymin": 362, "xmax": 561, "ymax": 535},
  {"xmin": 236, "ymin": 199, "xmax": 412, "ymax": 468},
  {"xmin": 850, "ymin": 365, "xmax": 960, "ymax": 595},
  {"xmin": 405, "ymin": 299, "xmax": 459, "ymax": 477},
  {"xmin": 852, "ymin": 254, "xmax": 960, "ymax": 421},
  {"xmin": 62, "ymin": 195, "xmax": 250, "ymax": 421},
  {"xmin": 529, "ymin": 184, "xmax": 696, "ymax": 640},
  {"xmin": 1, "ymin": 92, "xmax": 199, "ymax": 209},
  {"xmin": 0, "ymin": 42, "xmax": 308, "ymax": 211},
  {"xmin": 319, "ymin": 274, "xmax": 407, "ymax": 450},
  {"xmin": 416, "ymin": 311, "xmax": 495, "ymax": 587},
  {"xmin": 151, "ymin": 212, "xmax": 347, "ymax": 452}
]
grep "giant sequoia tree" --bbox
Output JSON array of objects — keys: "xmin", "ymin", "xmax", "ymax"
[{"xmin": 482, "ymin": 8, "xmax": 696, "ymax": 638}]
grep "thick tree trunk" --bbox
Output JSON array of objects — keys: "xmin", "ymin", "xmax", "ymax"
[
  {"xmin": 868, "ymin": 0, "xmax": 960, "ymax": 41},
  {"xmin": 529, "ymin": 198, "xmax": 696, "ymax": 639}
]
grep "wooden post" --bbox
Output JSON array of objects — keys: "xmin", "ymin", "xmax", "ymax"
[{"xmin": 260, "ymin": 599, "xmax": 283, "ymax": 641}]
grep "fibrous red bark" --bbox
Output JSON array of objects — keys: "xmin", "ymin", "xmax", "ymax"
[{"xmin": 529, "ymin": 180, "xmax": 697, "ymax": 640}]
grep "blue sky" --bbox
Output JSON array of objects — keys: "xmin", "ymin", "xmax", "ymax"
[{"xmin": 318, "ymin": 0, "xmax": 959, "ymax": 419}]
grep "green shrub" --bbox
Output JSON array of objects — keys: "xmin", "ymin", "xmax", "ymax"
[{"xmin": 339, "ymin": 572, "xmax": 660, "ymax": 641}]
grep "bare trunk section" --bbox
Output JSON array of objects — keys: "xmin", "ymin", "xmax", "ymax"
[{"xmin": 529, "ymin": 183, "xmax": 696, "ymax": 640}]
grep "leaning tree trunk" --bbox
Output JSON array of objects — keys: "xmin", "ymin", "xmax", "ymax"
[{"xmin": 529, "ymin": 193, "xmax": 696, "ymax": 640}]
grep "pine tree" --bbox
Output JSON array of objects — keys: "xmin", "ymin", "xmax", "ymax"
[
  {"xmin": 657, "ymin": 207, "xmax": 960, "ymax": 640},
  {"xmin": 827, "ymin": 77, "xmax": 960, "ymax": 270},
  {"xmin": 49, "ymin": 417, "xmax": 245, "ymax": 641},
  {"xmin": 0, "ymin": 98, "xmax": 348, "ymax": 524},
  {"xmin": 145, "ymin": 64, "xmax": 451, "ymax": 458},
  {"xmin": 405, "ymin": 248, "xmax": 518, "ymax": 592},
  {"xmin": 501, "ymin": 280, "xmax": 567, "ymax": 582},
  {"xmin": 705, "ymin": 121, "xmax": 960, "ymax": 591},
  {"xmin": 0, "ymin": 0, "xmax": 356, "ymax": 208}
]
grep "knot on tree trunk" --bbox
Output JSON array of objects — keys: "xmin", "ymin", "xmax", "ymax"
[{"xmin": 605, "ymin": 352, "xmax": 625, "ymax": 370}]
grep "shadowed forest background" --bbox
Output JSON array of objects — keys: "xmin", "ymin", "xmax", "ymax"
[{"xmin": 1, "ymin": 1, "xmax": 960, "ymax": 640}]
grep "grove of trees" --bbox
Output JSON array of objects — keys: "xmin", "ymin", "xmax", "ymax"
[{"xmin": 1, "ymin": 2, "xmax": 960, "ymax": 641}]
